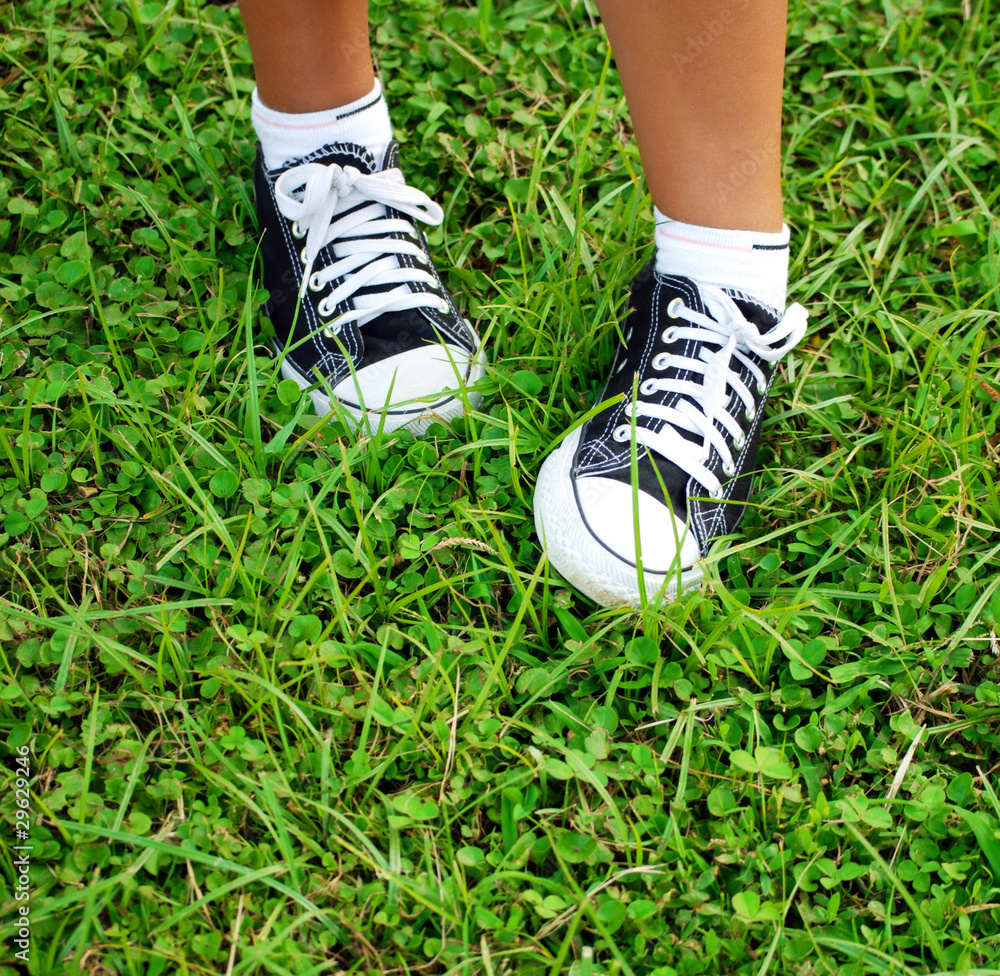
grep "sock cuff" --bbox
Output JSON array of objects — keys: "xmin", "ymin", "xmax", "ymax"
[
  {"xmin": 653, "ymin": 207, "xmax": 790, "ymax": 312},
  {"xmin": 252, "ymin": 79, "xmax": 392, "ymax": 170},
  {"xmin": 653, "ymin": 208, "xmax": 790, "ymax": 252},
  {"xmin": 251, "ymin": 79, "xmax": 383, "ymax": 133}
]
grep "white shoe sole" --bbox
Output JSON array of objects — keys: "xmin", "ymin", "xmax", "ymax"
[
  {"xmin": 533, "ymin": 428, "xmax": 706, "ymax": 607},
  {"xmin": 279, "ymin": 332, "xmax": 487, "ymax": 435}
]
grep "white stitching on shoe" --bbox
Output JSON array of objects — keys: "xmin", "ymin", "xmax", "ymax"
[
  {"xmin": 268, "ymin": 172, "xmax": 349, "ymax": 377},
  {"xmin": 579, "ymin": 275, "xmax": 702, "ymax": 479},
  {"xmin": 691, "ymin": 372, "xmax": 771, "ymax": 545}
]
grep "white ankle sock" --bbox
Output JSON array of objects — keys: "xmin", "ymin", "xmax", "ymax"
[
  {"xmin": 653, "ymin": 206, "xmax": 790, "ymax": 313},
  {"xmin": 252, "ymin": 79, "xmax": 393, "ymax": 171}
]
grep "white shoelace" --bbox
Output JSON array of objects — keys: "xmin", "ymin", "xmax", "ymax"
[
  {"xmin": 274, "ymin": 161, "xmax": 450, "ymax": 336},
  {"xmin": 613, "ymin": 288, "xmax": 808, "ymax": 499}
]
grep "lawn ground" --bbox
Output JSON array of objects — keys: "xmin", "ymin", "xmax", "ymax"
[{"xmin": 2, "ymin": 0, "xmax": 1000, "ymax": 973}]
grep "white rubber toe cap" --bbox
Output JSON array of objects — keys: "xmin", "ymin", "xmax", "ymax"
[
  {"xmin": 575, "ymin": 476, "xmax": 701, "ymax": 575},
  {"xmin": 280, "ymin": 336, "xmax": 486, "ymax": 434},
  {"xmin": 332, "ymin": 342, "xmax": 472, "ymax": 411},
  {"xmin": 533, "ymin": 428, "xmax": 706, "ymax": 607}
]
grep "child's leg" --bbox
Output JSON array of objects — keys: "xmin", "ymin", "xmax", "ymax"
[
  {"xmin": 238, "ymin": 0, "xmax": 388, "ymax": 168},
  {"xmin": 237, "ymin": 1, "xmax": 486, "ymax": 433},
  {"xmin": 533, "ymin": 0, "xmax": 809, "ymax": 607},
  {"xmin": 238, "ymin": 0, "xmax": 373, "ymax": 113},
  {"xmin": 594, "ymin": 0, "xmax": 786, "ymax": 233}
]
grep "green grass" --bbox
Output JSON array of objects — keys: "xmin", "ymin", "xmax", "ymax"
[{"xmin": 2, "ymin": 0, "xmax": 1000, "ymax": 973}]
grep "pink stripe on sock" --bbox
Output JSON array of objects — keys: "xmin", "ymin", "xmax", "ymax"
[
  {"xmin": 656, "ymin": 229, "xmax": 754, "ymax": 254},
  {"xmin": 252, "ymin": 109, "xmax": 342, "ymax": 131}
]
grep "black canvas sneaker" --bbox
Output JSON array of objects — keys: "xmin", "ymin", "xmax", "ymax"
[
  {"xmin": 254, "ymin": 140, "xmax": 486, "ymax": 433},
  {"xmin": 533, "ymin": 263, "xmax": 808, "ymax": 607}
]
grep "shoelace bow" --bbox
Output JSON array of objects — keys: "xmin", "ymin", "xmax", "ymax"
[
  {"xmin": 615, "ymin": 288, "xmax": 808, "ymax": 499},
  {"xmin": 274, "ymin": 161, "xmax": 449, "ymax": 334}
]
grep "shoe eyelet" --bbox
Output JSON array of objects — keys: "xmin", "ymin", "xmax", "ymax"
[
  {"xmin": 308, "ymin": 273, "xmax": 323, "ymax": 292},
  {"xmin": 722, "ymin": 461, "xmax": 736, "ymax": 477},
  {"xmin": 435, "ymin": 298, "xmax": 450, "ymax": 313},
  {"xmin": 661, "ymin": 327, "xmax": 679, "ymax": 344},
  {"xmin": 757, "ymin": 381, "xmax": 767, "ymax": 395},
  {"xmin": 651, "ymin": 353, "xmax": 670, "ymax": 370},
  {"xmin": 667, "ymin": 297, "xmax": 685, "ymax": 319},
  {"xmin": 416, "ymin": 252, "xmax": 430, "ymax": 265},
  {"xmin": 300, "ymin": 246, "xmax": 309, "ymax": 265},
  {"xmin": 734, "ymin": 434, "xmax": 746, "ymax": 451},
  {"xmin": 292, "ymin": 220, "xmax": 305, "ymax": 239},
  {"xmin": 322, "ymin": 321, "xmax": 341, "ymax": 338},
  {"xmin": 613, "ymin": 425, "xmax": 631, "ymax": 442},
  {"xmin": 710, "ymin": 485, "xmax": 724, "ymax": 500},
  {"xmin": 745, "ymin": 405, "xmax": 757, "ymax": 422},
  {"xmin": 639, "ymin": 378, "xmax": 658, "ymax": 396}
]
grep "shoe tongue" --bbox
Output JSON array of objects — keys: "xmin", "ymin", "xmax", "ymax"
[
  {"xmin": 726, "ymin": 292, "xmax": 781, "ymax": 332},
  {"xmin": 296, "ymin": 142, "xmax": 382, "ymax": 175}
]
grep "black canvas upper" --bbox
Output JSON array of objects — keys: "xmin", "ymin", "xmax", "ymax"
[
  {"xmin": 573, "ymin": 262, "xmax": 783, "ymax": 553},
  {"xmin": 253, "ymin": 140, "xmax": 475, "ymax": 387}
]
